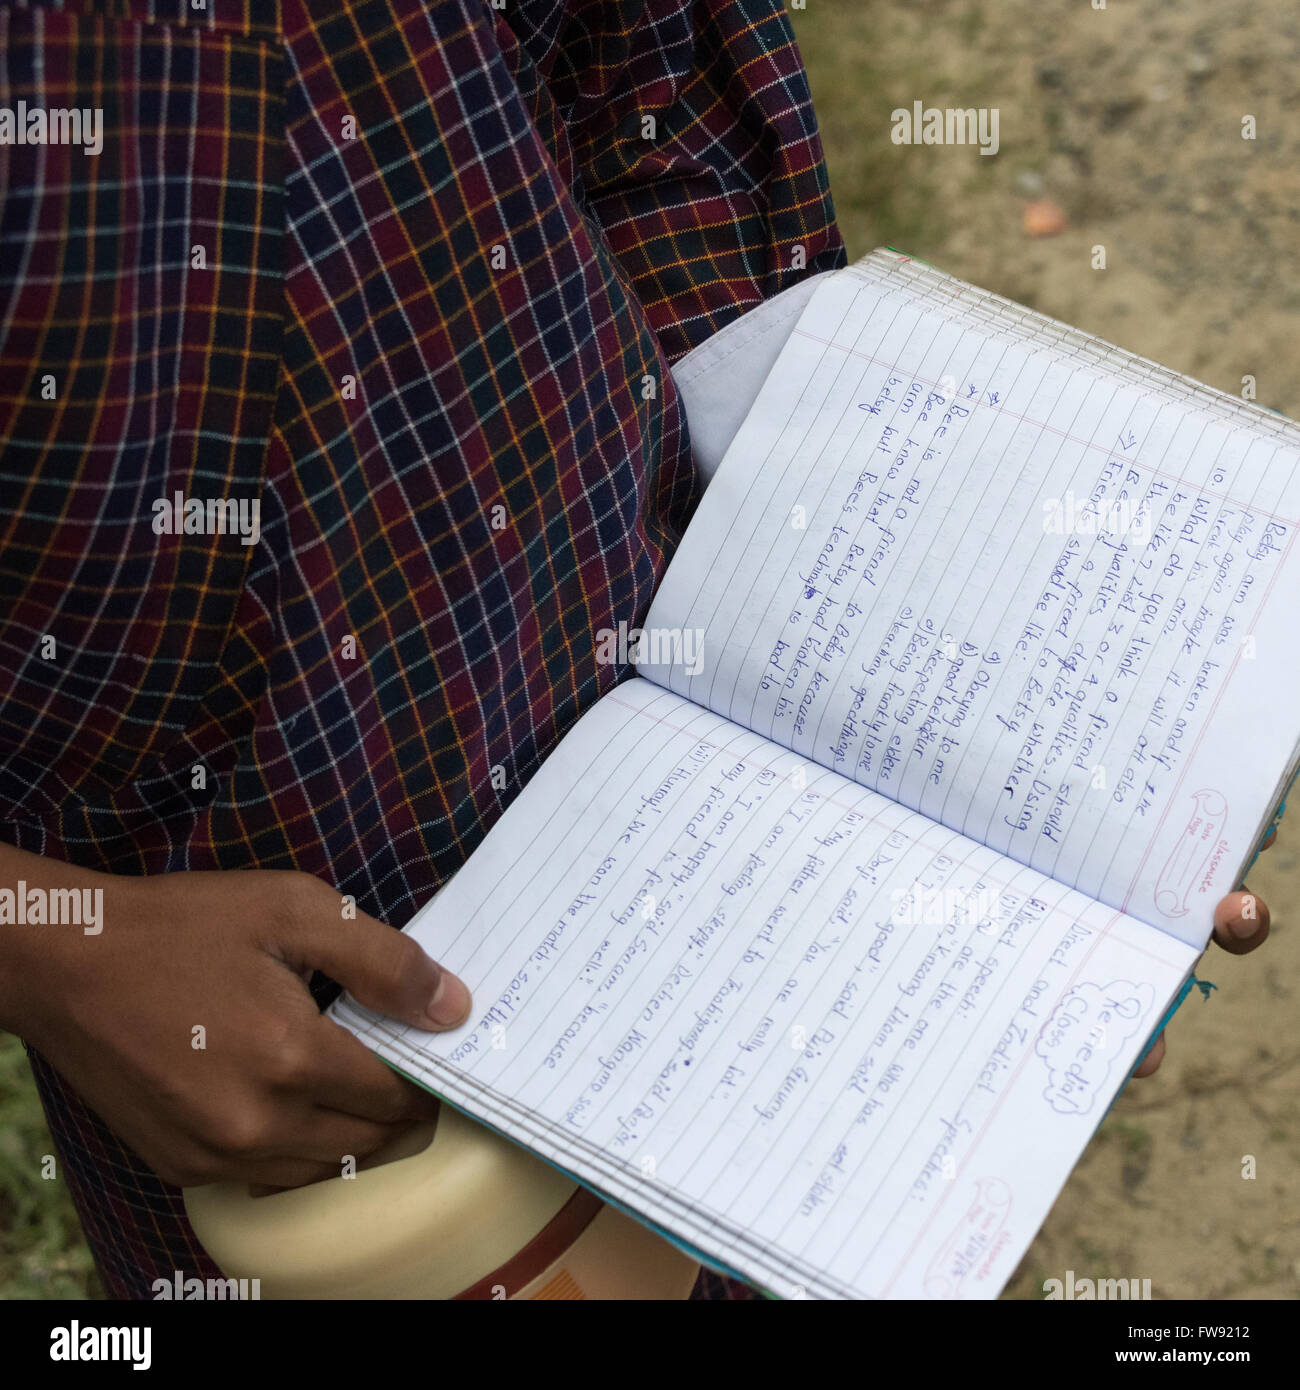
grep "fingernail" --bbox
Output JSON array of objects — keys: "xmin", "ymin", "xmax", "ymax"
[{"xmin": 426, "ymin": 970, "xmax": 472, "ymax": 1029}]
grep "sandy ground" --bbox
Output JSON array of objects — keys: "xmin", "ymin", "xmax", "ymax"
[{"xmin": 793, "ymin": 0, "xmax": 1300, "ymax": 1298}]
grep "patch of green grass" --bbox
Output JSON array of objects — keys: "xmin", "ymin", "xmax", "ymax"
[
  {"xmin": 958, "ymin": 2, "xmax": 988, "ymax": 45},
  {"xmin": 1076, "ymin": 1236, "xmax": 1107, "ymax": 1265},
  {"xmin": 0, "ymin": 1034, "xmax": 101, "ymax": 1298},
  {"xmin": 790, "ymin": 4, "xmax": 949, "ymax": 258},
  {"xmin": 1108, "ymin": 1120, "xmax": 1152, "ymax": 1157}
]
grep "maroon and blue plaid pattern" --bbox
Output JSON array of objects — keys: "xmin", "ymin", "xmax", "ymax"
[{"xmin": 0, "ymin": 0, "xmax": 844, "ymax": 1299}]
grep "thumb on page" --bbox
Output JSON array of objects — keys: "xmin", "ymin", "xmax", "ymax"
[{"xmin": 281, "ymin": 895, "xmax": 472, "ymax": 1031}]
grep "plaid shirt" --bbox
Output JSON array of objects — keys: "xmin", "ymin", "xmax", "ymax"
[{"xmin": 0, "ymin": 0, "xmax": 843, "ymax": 1299}]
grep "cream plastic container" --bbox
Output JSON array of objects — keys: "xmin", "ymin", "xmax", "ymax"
[{"xmin": 184, "ymin": 1103, "xmax": 700, "ymax": 1299}]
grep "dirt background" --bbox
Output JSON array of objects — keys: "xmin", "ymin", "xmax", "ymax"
[{"xmin": 792, "ymin": 0, "xmax": 1300, "ymax": 1298}]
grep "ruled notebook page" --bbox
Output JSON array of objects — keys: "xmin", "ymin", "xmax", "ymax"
[
  {"xmin": 333, "ymin": 678, "xmax": 1196, "ymax": 1299},
  {"xmin": 639, "ymin": 251, "xmax": 1300, "ymax": 949}
]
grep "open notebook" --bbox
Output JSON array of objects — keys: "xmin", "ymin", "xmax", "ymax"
[{"xmin": 333, "ymin": 249, "xmax": 1300, "ymax": 1299}]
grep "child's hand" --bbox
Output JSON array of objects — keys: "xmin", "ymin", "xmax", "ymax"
[
  {"xmin": 1, "ymin": 854, "xmax": 471, "ymax": 1189},
  {"xmin": 1133, "ymin": 827, "xmax": 1276, "ymax": 1079}
]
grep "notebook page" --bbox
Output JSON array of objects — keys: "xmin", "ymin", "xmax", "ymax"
[
  {"xmin": 639, "ymin": 251, "xmax": 1300, "ymax": 948},
  {"xmin": 332, "ymin": 678, "xmax": 1196, "ymax": 1299}
]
